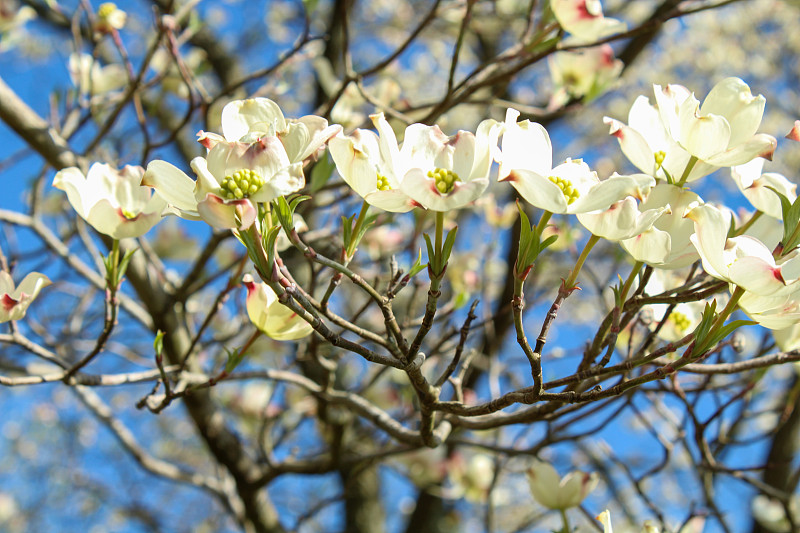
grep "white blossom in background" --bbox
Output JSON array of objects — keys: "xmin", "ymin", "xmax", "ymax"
[
  {"xmin": 731, "ymin": 157, "xmax": 797, "ymax": 219},
  {"xmin": 642, "ymin": 270, "xmax": 705, "ymax": 342},
  {"xmin": 550, "ymin": 0, "xmax": 627, "ymax": 44},
  {"xmin": 0, "ymin": 271, "xmax": 50, "ymax": 323},
  {"xmin": 499, "ymin": 108, "xmax": 650, "ymax": 215},
  {"xmin": 53, "ymin": 164, "xmax": 166, "ymax": 239},
  {"xmin": 93, "ymin": 2, "xmax": 126, "ymax": 34},
  {"xmin": 242, "ymin": 275, "xmax": 313, "ymax": 341},
  {"xmin": 527, "ymin": 460, "xmax": 597, "ymax": 510},
  {"xmin": 449, "ymin": 453, "xmax": 495, "ymax": 503},
  {"xmin": 329, "ymin": 113, "xmax": 416, "ymax": 212},
  {"xmin": 549, "ymin": 45, "xmax": 622, "ymax": 109},
  {"xmin": 620, "ymin": 184, "xmax": 702, "ymax": 269},
  {"xmin": 655, "ymin": 77, "xmax": 777, "ymax": 168},
  {"xmin": 474, "ymin": 193, "xmax": 518, "ymax": 229},
  {"xmin": 149, "ymin": 47, "xmax": 207, "ymax": 100},
  {"xmin": 68, "ymin": 53, "xmax": 126, "ymax": 97},
  {"xmin": 0, "ymin": 0, "xmax": 34, "ymax": 52},
  {"xmin": 751, "ymin": 494, "xmax": 800, "ymax": 533},
  {"xmin": 397, "ymin": 117, "xmax": 501, "ymax": 212}
]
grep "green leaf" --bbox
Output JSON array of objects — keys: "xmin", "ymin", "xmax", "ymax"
[
  {"xmin": 153, "ymin": 330, "xmax": 165, "ymax": 356},
  {"xmin": 117, "ymin": 248, "xmax": 138, "ymax": 281},
  {"xmin": 263, "ymin": 225, "xmax": 282, "ymax": 276},
  {"xmin": 441, "ymin": 225, "xmax": 459, "ymax": 265},
  {"xmin": 692, "ymin": 301, "xmax": 756, "ymax": 355},
  {"xmin": 539, "ymin": 234, "xmax": 558, "ymax": 252},
  {"xmin": 769, "ymin": 186, "xmax": 800, "ymax": 249},
  {"xmin": 525, "ymin": 34, "xmax": 560, "ymax": 55},
  {"xmin": 712, "ymin": 320, "xmax": 758, "ymax": 346},
  {"xmin": 224, "ymin": 347, "xmax": 246, "ymax": 374},
  {"xmin": 273, "ymin": 196, "xmax": 292, "ymax": 228},
  {"xmin": 407, "ymin": 249, "xmax": 427, "ymax": 278},
  {"xmin": 341, "ymin": 214, "xmax": 355, "ymax": 248},
  {"xmin": 288, "ymin": 194, "xmax": 311, "ymax": 212},
  {"xmin": 309, "ymin": 155, "xmax": 335, "ymax": 193},
  {"xmin": 423, "ymin": 233, "xmax": 436, "ymax": 270}
]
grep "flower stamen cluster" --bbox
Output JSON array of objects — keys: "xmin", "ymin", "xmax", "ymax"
[
  {"xmin": 376, "ymin": 173, "xmax": 392, "ymax": 191},
  {"xmin": 97, "ymin": 2, "xmax": 118, "ymax": 19},
  {"xmin": 220, "ymin": 169, "xmax": 264, "ymax": 200},
  {"xmin": 654, "ymin": 150, "xmax": 666, "ymax": 169},
  {"xmin": 428, "ymin": 168, "xmax": 460, "ymax": 194},
  {"xmin": 548, "ymin": 175, "xmax": 580, "ymax": 205}
]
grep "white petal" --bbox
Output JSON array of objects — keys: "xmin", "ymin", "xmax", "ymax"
[
  {"xmin": 621, "ymin": 227, "xmax": 672, "ymax": 265},
  {"xmin": 143, "ymin": 160, "xmax": 199, "ymax": 213},
  {"xmin": 363, "ymin": 189, "xmax": 416, "ymax": 213},
  {"xmin": 700, "ymin": 77, "xmax": 765, "ymax": 147},
  {"xmin": 677, "ymin": 96, "xmax": 731, "ymax": 160},
  {"xmin": 52, "ymin": 167, "xmax": 93, "ymax": 218},
  {"xmin": 604, "ymin": 116, "xmax": 658, "ymax": 175},
  {"xmin": 190, "ymin": 156, "xmax": 223, "ymax": 200},
  {"xmin": 568, "ymin": 174, "xmax": 644, "ymax": 214},
  {"xmin": 686, "ymin": 204, "xmax": 733, "ymax": 280},
  {"xmin": 197, "ymin": 194, "xmax": 256, "ymax": 229},
  {"xmin": 86, "ymin": 199, "xmax": 163, "ymax": 239},
  {"xmin": 221, "ymin": 98, "xmax": 286, "ymax": 141},
  {"xmin": 703, "ymin": 133, "xmax": 777, "ymax": 167},
  {"xmin": 527, "ymin": 461, "xmax": 563, "ymax": 510},
  {"xmin": 401, "ymin": 169, "xmax": 487, "ymax": 212},
  {"xmin": 329, "ymin": 132, "xmax": 378, "ymax": 197},
  {"xmin": 499, "ymin": 108, "xmax": 552, "ymax": 179},
  {"xmin": 251, "ymin": 162, "xmax": 305, "ymax": 202},
  {"xmin": 577, "ymin": 197, "xmax": 667, "ymax": 241},
  {"xmin": 505, "ymin": 169, "xmax": 568, "ymax": 213}
]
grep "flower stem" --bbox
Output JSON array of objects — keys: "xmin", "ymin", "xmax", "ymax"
[
  {"xmin": 733, "ymin": 209, "xmax": 762, "ymax": 237},
  {"xmin": 559, "ymin": 509, "xmax": 571, "ymax": 533},
  {"xmin": 434, "ymin": 211, "xmax": 444, "ymax": 269},
  {"xmin": 107, "ymin": 239, "xmax": 120, "ymax": 289},
  {"xmin": 564, "ymin": 234, "xmax": 600, "ymax": 289},
  {"xmin": 676, "ymin": 155, "xmax": 699, "ymax": 188},
  {"xmin": 619, "ymin": 260, "xmax": 644, "ymax": 304}
]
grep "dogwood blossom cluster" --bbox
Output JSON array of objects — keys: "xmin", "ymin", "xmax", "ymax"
[{"xmin": 43, "ymin": 69, "xmax": 800, "ymax": 350}]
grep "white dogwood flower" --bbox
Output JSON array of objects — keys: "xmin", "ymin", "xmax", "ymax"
[
  {"xmin": 527, "ymin": 460, "xmax": 597, "ymax": 510},
  {"xmin": 242, "ymin": 274, "xmax": 313, "ymax": 340},
  {"xmin": 53, "ymin": 163, "xmax": 166, "ymax": 239},
  {"xmin": 0, "ymin": 271, "xmax": 50, "ymax": 323},
  {"xmin": 328, "ymin": 113, "xmax": 415, "ymax": 212}
]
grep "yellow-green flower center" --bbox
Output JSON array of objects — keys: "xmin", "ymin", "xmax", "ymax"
[
  {"xmin": 376, "ymin": 173, "xmax": 392, "ymax": 191},
  {"xmin": 220, "ymin": 169, "xmax": 264, "ymax": 200},
  {"xmin": 654, "ymin": 150, "xmax": 666, "ymax": 169},
  {"xmin": 428, "ymin": 168, "xmax": 460, "ymax": 195},
  {"xmin": 121, "ymin": 208, "xmax": 137, "ymax": 220},
  {"xmin": 98, "ymin": 2, "xmax": 118, "ymax": 18},
  {"xmin": 669, "ymin": 310, "xmax": 691, "ymax": 332},
  {"xmin": 548, "ymin": 176, "xmax": 580, "ymax": 205}
]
